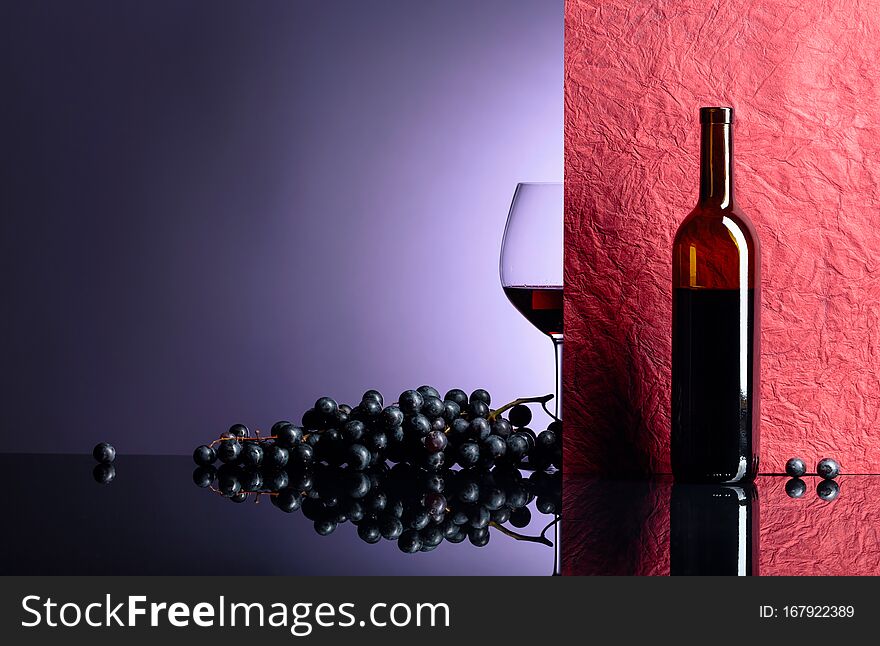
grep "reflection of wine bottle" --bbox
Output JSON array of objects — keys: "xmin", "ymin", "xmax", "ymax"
[
  {"xmin": 672, "ymin": 107, "xmax": 761, "ymax": 483},
  {"xmin": 671, "ymin": 483, "xmax": 759, "ymax": 576}
]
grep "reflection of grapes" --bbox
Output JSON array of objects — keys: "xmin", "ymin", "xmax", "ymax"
[{"xmin": 195, "ymin": 461, "xmax": 560, "ymax": 553}]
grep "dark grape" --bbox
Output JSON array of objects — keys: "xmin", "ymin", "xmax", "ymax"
[
  {"xmin": 424, "ymin": 451, "xmax": 445, "ymax": 471},
  {"xmin": 508, "ymin": 405, "xmax": 532, "ymax": 428},
  {"xmin": 425, "ymin": 473, "xmax": 445, "ymax": 493},
  {"xmin": 398, "ymin": 530, "xmax": 422, "ymax": 553},
  {"xmin": 421, "ymin": 525, "xmax": 444, "ymax": 548},
  {"xmin": 785, "ymin": 478, "xmax": 807, "ymax": 499},
  {"xmin": 421, "ymin": 396, "xmax": 445, "ymax": 418},
  {"xmin": 271, "ymin": 420, "xmax": 293, "ymax": 437},
  {"xmin": 365, "ymin": 491, "xmax": 388, "ymax": 513},
  {"xmin": 519, "ymin": 429, "xmax": 536, "ymax": 451},
  {"xmin": 404, "ymin": 414, "xmax": 431, "ymax": 438},
  {"xmin": 362, "ymin": 389, "xmax": 384, "ymax": 406},
  {"xmin": 239, "ymin": 468, "xmax": 263, "ymax": 491},
  {"xmin": 424, "ymin": 430, "xmax": 448, "ymax": 453},
  {"xmin": 481, "ymin": 435, "xmax": 507, "ymax": 460},
  {"xmin": 264, "ymin": 445, "xmax": 289, "ymax": 468},
  {"xmin": 468, "ymin": 526, "xmax": 490, "ymax": 547},
  {"xmin": 343, "ymin": 472, "xmax": 371, "ymax": 499},
  {"xmin": 469, "ymin": 389, "xmax": 491, "ymax": 406},
  {"xmin": 442, "ymin": 400, "xmax": 461, "ymax": 422},
  {"xmin": 457, "ymin": 442, "xmax": 480, "ymax": 467},
  {"xmin": 92, "ymin": 442, "xmax": 116, "ymax": 464},
  {"xmin": 469, "ymin": 418, "xmax": 491, "ymax": 441},
  {"xmin": 292, "ymin": 443, "xmax": 315, "ymax": 464},
  {"xmin": 192, "ymin": 465, "xmax": 216, "ymax": 488},
  {"xmin": 301, "ymin": 408, "xmax": 323, "ymax": 430},
  {"xmin": 379, "ymin": 514, "xmax": 404, "ymax": 540},
  {"xmin": 229, "ymin": 492, "xmax": 248, "ymax": 503},
  {"xmin": 239, "ymin": 443, "xmax": 264, "ymax": 467},
  {"xmin": 548, "ymin": 420, "xmax": 562, "ymax": 435},
  {"xmin": 342, "ymin": 420, "xmax": 366, "ymax": 442},
  {"xmin": 480, "ymin": 486, "xmax": 506, "ymax": 511},
  {"xmin": 358, "ymin": 398, "xmax": 382, "ymax": 420},
  {"xmin": 228, "ymin": 423, "xmax": 250, "ymax": 438},
  {"xmin": 274, "ymin": 488, "xmax": 302, "ymax": 513},
  {"xmin": 785, "ymin": 457, "xmax": 806, "ymax": 479},
  {"xmin": 425, "ymin": 492, "xmax": 447, "ymax": 517},
  {"xmin": 332, "ymin": 409, "xmax": 350, "ymax": 427},
  {"xmin": 265, "ymin": 470, "xmax": 289, "ymax": 491},
  {"xmin": 491, "ymin": 418, "xmax": 513, "ymax": 438},
  {"xmin": 381, "ymin": 406, "xmax": 404, "ymax": 429},
  {"xmin": 468, "ymin": 401, "xmax": 490, "ymax": 419},
  {"xmin": 315, "ymin": 397, "xmax": 338, "ymax": 417},
  {"xmin": 491, "ymin": 507, "xmax": 512, "ymax": 524},
  {"xmin": 468, "ymin": 505, "xmax": 491, "ymax": 529},
  {"xmin": 365, "ymin": 430, "xmax": 387, "ymax": 452},
  {"xmin": 398, "ymin": 390, "xmax": 424, "ymax": 414},
  {"xmin": 451, "ymin": 509, "xmax": 470, "ymax": 526},
  {"xmin": 536, "ymin": 495, "xmax": 557, "ymax": 514},
  {"xmin": 457, "ymin": 479, "xmax": 480, "ymax": 504},
  {"xmin": 401, "ymin": 508, "xmax": 430, "ymax": 531},
  {"xmin": 537, "ymin": 429, "xmax": 557, "ymax": 451},
  {"xmin": 444, "ymin": 389, "xmax": 468, "ymax": 408},
  {"xmin": 217, "ymin": 439, "xmax": 241, "ymax": 463},
  {"xmin": 315, "ymin": 519, "xmax": 338, "ymax": 536},
  {"xmin": 193, "ymin": 445, "xmax": 216, "ymax": 466},
  {"xmin": 506, "ymin": 434, "xmax": 529, "ymax": 460},
  {"xmin": 93, "ymin": 463, "xmax": 116, "ymax": 484},
  {"xmin": 817, "ymin": 480, "xmax": 840, "ymax": 501},
  {"xmin": 447, "ymin": 529, "xmax": 467, "ymax": 544},
  {"xmin": 817, "ymin": 458, "xmax": 840, "ymax": 480},
  {"xmin": 218, "ymin": 473, "xmax": 242, "ymax": 497},
  {"xmin": 275, "ymin": 425, "xmax": 304, "ymax": 448},
  {"xmin": 358, "ymin": 521, "xmax": 382, "ymax": 544},
  {"xmin": 509, "ymin": 506, "xmax": 531, "ymax": 528},
  {"xmin": 345, "ymin": 444, "xmax": 371, "ymax": 471},
  {"xmin": 338, "ymin": 404, "xmax": 352, "ymax": 415},
  {"xmin": 449, "ymin": 418, "xmax": 470, "ymax": 442},
  {"xmin": 430, "ymin": 416, "xmax": 447, "ymax": 433}
]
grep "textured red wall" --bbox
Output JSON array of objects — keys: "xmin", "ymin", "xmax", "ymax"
[{"xmin": 564, "ymin": 0, "xmax": 880, "ymax": 474}]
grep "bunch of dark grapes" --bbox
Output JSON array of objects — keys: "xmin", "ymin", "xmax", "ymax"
[
  {"xmin": 192, "ymin": 387, "xmax": 562, "ymax": 475},
  {"xmin": 192, "ymin": 460, "xmax": 560, "ymax": 552}
]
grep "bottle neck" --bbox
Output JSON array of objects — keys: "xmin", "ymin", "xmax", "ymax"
[{"xmin": 698, "ymin": 122, "xmax": 734, "ymax": 208}]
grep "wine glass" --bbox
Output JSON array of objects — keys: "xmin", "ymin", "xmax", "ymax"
[{"xmin": 500, "ymin": 182, "xmax": 564, "ymax": 419}]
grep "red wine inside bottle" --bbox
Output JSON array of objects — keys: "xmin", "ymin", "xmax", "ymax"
[
  {"xmin": 503, "ymin": 286, "xmax": 563, "ymax": 336},
  {"xmin": 671, "ymin": 107, "xmax": 760, "ymax": 483}
]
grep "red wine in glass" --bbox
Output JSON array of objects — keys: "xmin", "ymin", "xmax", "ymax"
[{"xmin": 503, "ymin": 285, "xmax": 563, "ymax": 337}]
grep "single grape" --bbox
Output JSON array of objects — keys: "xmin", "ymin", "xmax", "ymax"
[
  {"xmin": 424, "ymin": 430, "xmax": 448, "ymax": 453},
  {"xmin": 362, "ymin": 389, "xmax": 384, "ymax": 406},
  {"xmin": 401, "ymin": 508, "xmax": 430, "ymax": 531},
  {"xmin": 314, "ymin": 519, "xmax": 338, "ymax": 536},
  {"xmin": 275, "ymin": 425, "xmax": 304, "ymax": 448},
  {"xmin": 398, "ymin": 529, "xmax": 423, "ymax": 553},
  {"xmin": 270, "ymin": 420, "xmax": 293, "ymax": 437},
  {"xmin": 192, "ymin": 445, "xmax": 216, "ymax": 466},
  {"xmin": 315, "ymin": 397, "xmax": 338, "ymax": 417},
  {"xmin": 273, "ymin": 489, "xmax": 302, "ymax": 513},
  {"xmin": 379, "ymin": 514, "xmax": 404, "ymax": 540},
  {"xmin": 442, "ymin": 400, "xmax": 461, "ymax": 422},
  {"xmin": 345, "ymin": 500, "xmax": 365, "ymax": 523},
  {"xmin": 381, "ymin": 405, "xmax": 404, "ymax": 430},
  {"xmin": 218, "ymin": 473, "xmax": 242, "ymax": 497},
  {"xmin": 301, "ymin": 408, "xmax": 323, "ymax": 430},
  {"xmin": 785, "ymin": 478, "xmax": 807, "ymax": 499},
  {"xmin": 468, "ymin": 526, "xmax": 490, "ymax": 547},
  {"xmin": 264, "ymin": 445, "xmax": 289, "ymax": 468},
  {"xmin": 449, "ymin": 418, "xmax": 470, "ymax": 442},
  {"xmin": 359, "ymin": 398, "xmax": 382, "ymax": 420},
  {"xmin": 332, "ymin": 408, "xmax": 350, "ymax": 427},
  {"xmin": 468, "ymin": 401, "xmax": 490, "ymax": 419},
  {"xmin": 536, "ymin": 495, "xmax": 557, "ymax": 514},
  {"xmin": 491, "ymin": 418, "xmax": 513, "ymax": 439},
  {"xmin": 518, "ymin": 428, "xmax": 536, "ymax": 451},
  {"xmin": 229, "ymin": 492, "xmax": 248, "ymax": 504},
  {"xmin": 425, "ymin": 492, "xmax": 447, "ymax": 517},
  {"xmin": 444, "ymin": 389, "xmax": 469, "ymax": 408},
  {"xmin": 420, "ymin": 525, "xmax": 444, "ymax": 548},
  {"xmin": 343, "ymin": 472, "xmax": 371, "ymax": 499},
  {"xmin": 468, "ymin": 505, "xmax": 491, "ymax": 529},
  {"xmin": 228, "ymin": 423, "xmax": 250, "ymax": 438},
  {"xmin": 421, "ymin": 396, "xmax": 445, "ymax": 418},
  {"xmin": 469, "ymin": 389, "xmax": 491, "ymax": 406},
  {"xmin": 387, "ymin": 425, "xmax": 405, "ymax": 444},
  {"xmin": 457, "ymin": 479, "xmax": 480, "ymax": 503},
  {"xmin": 430, "ymin": 416, "xmax": 447, "ymax": 433},
  {"xmin": 509, "ymin": 506, "xmax": 531, "ymax": 528},
  {"xmin": 399, "ymin": 390, "xmax": 424, "ymax": 414},
  {"xmin": 457, "ymin": 442, "xmax": 480, "ymax": 467},
  {"xmin": 491, "ymin": 507, "xmax": 512, "ymax": 524},
  {"xmin": 451, "ymin": 509, "xmax": 470, "ymax": 526},
  {"xmin": 365, "ymin": 430, "xmax": 387, "ymax": 452},
  {"xmin": 508, "ymin": 405, "xmax": 532, "ymax": 428},
  {"xmin": 217, "ymin": 439, "xmax": 241, "ymax": 463},
  {"xmin": 817, "ymin": 480, "xmax": 840, "ymax": 501},
  {"xmin": 469, "ymin": 418, "xmax": 491, "ymax": 441},
  {"xmin": 346, "ymin": 444, "xmax": 371, "ymax": 470},
  {"xmin": 817, "ymin": 458, "xmax": 840, "ymax": 480},
  {"xmin": 239, "ymin": 443, "xmax": 264, "ymax": 467},
  {"xmin": 338, "ymin": 404, "xmax": 353, "ymax": 415},
  {"xmin": 93, "ymin": 463, "xmax": 116, "ymax": 484},
  {"xmin": 342, "ymin": 420, "xmax": 366, "ymax": 442},
  {"xmin": 537, "ymin": 430, "xmax": 557, "ymax": 451},
  {"xmin": 480, "ymin": 487, "xmax": 507, "ymax": 511},
  {"xmin": 358, "ymin": 520, "xmax": 382, "ymax": 544},
  {"xmin": 292, "ymin": 443, "xmax": 314, "ymax": 464},
  {"xmin": 547, "ymin": 420, "xmax": 562, "ymax": 434},
  {"xmin": 447, "ymin": 529, "xmax": 467, "ymax": 544},
  {"xmin": 404, "ymin": 414, "xmax": 431, "ymax": 438},
  {"xmin": 239, "ymin": 468, "xmax": 263, "ymax": 491},
  {"xmin": 92, "ymin": 442, "xmax": 116, "ymax": 464},
  {"xmin": 506, "ymin": 434, "xmax": 530, "ymax": 460},
  {"xmin": 192, "ymin": 465, "xmax": 216, "ymax": 488},
  {"xmin": 425, "ymin": 473, "xmax": 445, "ymax": 493},
  {"xmin": 481, "ymin": 435, "xmax": 507, "ymax": 460},
  {"xmin": 365, "ymin": 491, "xmax": 388, "ymax": 513},
  {"xmin": 424, "ymin": 451, "xmax": 445, "ymax": 471},
  {"xmin": 265, "ymin": 469, "xmax": 289, "ymax": 491}
]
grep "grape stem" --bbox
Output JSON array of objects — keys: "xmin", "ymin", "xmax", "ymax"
[
  {"xmin": 487, "ymin": 394, "xmax": 555, "ymax": 422},
  {"xmin": 489, "ymin": 517, "xmax": 557, "ymax": 547},
  {"xmin": 208, "ymin": 434, "xmax": 277, "ymax": 448}
]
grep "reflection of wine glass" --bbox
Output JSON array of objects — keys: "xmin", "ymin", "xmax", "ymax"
[{"xmin": 500, "ymin": 183, "xmax": 563, "ymax": 419}]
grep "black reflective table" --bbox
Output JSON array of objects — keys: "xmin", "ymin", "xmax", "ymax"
[
  {"xmin": 1, "ymin": 455, "xmax": 558, "ymax": 576},
  {"xmin": 564, "ymin": 475, "xmax": 880, "ymax": 575}
]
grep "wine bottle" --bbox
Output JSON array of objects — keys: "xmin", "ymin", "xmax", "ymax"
[
  {"xmin": 671, "ymin": 107, "xmax": 760, "ymax": 483},
  {"xmin": 670, "ymin": 483, "xmax": 759, "ymax": 576}
]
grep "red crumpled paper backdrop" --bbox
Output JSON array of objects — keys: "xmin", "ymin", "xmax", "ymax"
[{"xmin": 564, "ymin": 0, "xmax": 880, "ymax": 474}]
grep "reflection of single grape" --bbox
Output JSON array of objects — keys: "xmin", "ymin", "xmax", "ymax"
[
  {"xmin": 784, "ymin": 478, "xmax": 807, "ymax": 499},
  {"xmin": 817, "ymin": 480, "xmax": 840, "ymax": 501},
  {"xmin": 93, "ymin": 463, "xmax": 116, "ymax": 484}
]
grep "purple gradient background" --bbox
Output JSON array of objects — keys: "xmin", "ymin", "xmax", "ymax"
[{"xmin": 0, "ymin": 0, "xmax": 563, "ymax": 454}]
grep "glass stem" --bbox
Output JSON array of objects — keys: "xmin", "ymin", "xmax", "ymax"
[{"xmin": 551, "ymin": 334, "xmax": 562, "ymax": 576}]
